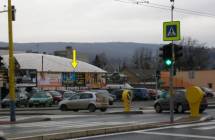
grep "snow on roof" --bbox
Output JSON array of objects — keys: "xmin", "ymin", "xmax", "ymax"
[{"xmin": 2, "ymin": 53, "xmax": 106, "ymax": 73}]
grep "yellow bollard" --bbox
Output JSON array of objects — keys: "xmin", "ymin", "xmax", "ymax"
[
  {"xmin": 186, "ymin": 86, "xmax": 204, "ymax": 117},
  {"xmin": 122, "ymin": 90, "xmax": 131, "ymax": 112}
]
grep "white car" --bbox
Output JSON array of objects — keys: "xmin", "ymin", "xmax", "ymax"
[{"xmin": 59, "ymin": 91, "xmax": 109, "ymax": 112}]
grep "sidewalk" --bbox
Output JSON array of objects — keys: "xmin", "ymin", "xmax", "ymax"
[{"xmin": 0, "ymin": 116, "xmax": 51, "ymax": 125}]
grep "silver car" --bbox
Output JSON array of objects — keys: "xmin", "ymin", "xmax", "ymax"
[
  {"xmin": 91, "ymin": 89, "xmax": 115, "ymax": 105},
  {"xmin": 59, "ymin": 91, "xmax": 109, "ymax": 112}
]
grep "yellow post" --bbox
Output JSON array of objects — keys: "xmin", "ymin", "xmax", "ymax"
[
  {"xmin": 186, "ymin": 86, "xmax": 204, "ymax": 117},
  {"xmin": 8, "ymin": 0, "xmax": 16, "ymax": 122},
  {"xmin": 122, "ymin": 90, "xmax": 131, "ymax": 112}
]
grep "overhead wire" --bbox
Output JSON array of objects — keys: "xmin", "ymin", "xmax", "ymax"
[{"xmin": 115, "ymin": 0, "xmax": 215, "ymax": 19}]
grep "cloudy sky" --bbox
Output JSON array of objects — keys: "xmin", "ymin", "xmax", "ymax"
[{"xmin": 0, "ymin": 0, "xmax": 215, "ymax": 46}]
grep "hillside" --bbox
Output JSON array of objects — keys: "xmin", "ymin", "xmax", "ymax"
[{"xmin": 0, "ymin": 42, "xmax": 161, "ymax": 60}]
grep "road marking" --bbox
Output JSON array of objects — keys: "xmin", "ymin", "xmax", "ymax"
[
  {"xmin": 194, "ymin": 125, "xmax": 215, "ymax": 130},
  {"xmin": 135, "ymin": 120, "xmax": 215, "ymax": 132},
  {"xmin": 137, "ymin": 131, "xmax": 215, "ymax": 139},
  {"xmin": 171, "ymin": 121, "xmax": 215, "ymax": 129}
]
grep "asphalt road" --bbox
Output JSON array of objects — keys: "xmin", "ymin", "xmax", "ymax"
[
  {"xmin": 0, "ymin": 100, "xmax": 215, "ymax": 139},
  {"xmin": 1, "ymin": 111, "xmax": 190, "ymax": 138},
  {"xmin": 76, "ymin": 119, "xmax": 215, "ymax": 140}
]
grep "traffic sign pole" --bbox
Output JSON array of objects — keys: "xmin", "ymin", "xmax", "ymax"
[{"xmin": 169, "ymin": 1, "xmax": 175, "ymax": 123}]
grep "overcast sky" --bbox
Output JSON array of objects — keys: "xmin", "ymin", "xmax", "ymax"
[{"xmin": 0, "ymin": 0, "xmax": 215, "ymax": 46}]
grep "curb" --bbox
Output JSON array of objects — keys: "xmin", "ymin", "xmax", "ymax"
[
  {"xmin": 8, "ymin": 115, "xmax": 213, "ymax": 140},
  {"xmin": 107, "ymin": 111, "xmax": 143, "ymax": 115},
  {"xmin": 0, "ymin": 117, "xmax": 51, "ymax": 125},
  {"xmin": 0, "ymin": 113, "xmax": 53, "ymax": 116},
  {"xmin": 0, "ymin": 107, "xmax": 58, "ymax": 112}
]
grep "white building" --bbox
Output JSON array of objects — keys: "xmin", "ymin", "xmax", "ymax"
[{"xmin": 2, "ymin": 53, "xmax": 106, "ymax": 89}]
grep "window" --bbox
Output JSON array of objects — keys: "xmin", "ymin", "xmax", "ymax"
[
  {"xmin": 69, "ymin": 94, "xmax": 80, "ymax": 100},
  {"xmin": 80, "ymin": 93, "xmax": 93, "ymax": 99}
]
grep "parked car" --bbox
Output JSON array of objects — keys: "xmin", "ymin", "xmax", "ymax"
[
  {"xmin": 111, "ymin": 89, "xmax": 133, "ymax": 101},
  {"xmin": 201, "ymin": 87, "xmax": 215, "ymax": 98},
  {"xmin": 91, "ymin": 89, "xmax": 115, "ymax": 105},
  {"xmin": 131, "ymin": 88, "xmax": 150, "ymax": 101},
  {"xmin": 47, "ymin": 91, "xmax": 63, "ymax": 103},
  {"xmin": 147, "ymin": 89, "xmax": 158, "ymax": 100},
  {"xmin": 154, "ymin": 89, "xmax": 208, "ymax": 113},
  {"xmin": 1, "ymin": 90, "xmax": 29, "ymax": 108},
  {"xmin": 62, "ymin": 91, "xmax": 77, "ymax": 99},
  {"xmin": 28, "ymin": 91, "xmax": 53, "ymax": 107},
  {"xmin": 59, "ymin": 91, "xmax": 109, "ymax": 112},
  {"xmin": 25, "ymin": 87, "xmax": 42, "ymax": 99},
  {"xmin": 110, "ymin": 89, "xmax": 124, "ymax": 101},
  {"xmin": 0, "ymin": 131, "xmax": 6, "ymax": 140}
]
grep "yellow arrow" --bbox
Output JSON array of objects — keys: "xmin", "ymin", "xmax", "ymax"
[{"xmin": 71, "ymin": 49, "xmax": 78, "ymax": 69}]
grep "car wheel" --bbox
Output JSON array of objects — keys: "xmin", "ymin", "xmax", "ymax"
[
  {"xmin": 88, "ymin": 104, "xmax": 96, "ymax": 112},
  {"xmin": 60, "ymin": 104, "xmax": 68, "ymax": 111},
  {"xmin": 155, "ymin": 104, "xmax": 162, "ymax": 113},
  {"xmin": 100, "ymin": 108, "xmax": 107, "ymax": 112},
  {"xmin": 177, "ymin": 104, "xmax": 185, "ymax": 113}
]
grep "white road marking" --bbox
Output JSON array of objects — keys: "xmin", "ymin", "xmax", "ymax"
[
  {"xmin": 172, "ymin": 121, "xmax": 215, "ymax": 129},
  {"xmin": 137, "ymin": 131, "xmax": 215, "ymax": 139},
  {"xmin": 194, "ymin": 125, "xmax": 215, "ymax": 130}
]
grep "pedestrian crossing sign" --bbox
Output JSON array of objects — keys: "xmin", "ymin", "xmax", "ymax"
[{"xmin": 163, "ymin": 21, "xmax": 180, "ymax": 41}]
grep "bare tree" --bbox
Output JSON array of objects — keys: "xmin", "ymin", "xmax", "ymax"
[{"xmin": 176, "ymin": 37, "xmax": 209, "ymax": 70}]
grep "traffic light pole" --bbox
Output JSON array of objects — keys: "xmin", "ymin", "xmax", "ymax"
[
  {"xmin": 169, "ymin": 1, "xmax": 175, "ymax": 123},
  {"xmin": 8, "ymin": 0, "xmax": 16, "ymax": 122}
]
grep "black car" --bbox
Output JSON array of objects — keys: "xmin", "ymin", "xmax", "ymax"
[{"xmin": 154, "ymin": 89, "xmax": 208, "ymax": 113}]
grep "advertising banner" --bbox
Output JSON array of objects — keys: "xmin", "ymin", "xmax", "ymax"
[
  {"xmin": 16, "ymin": 69, "xmax": 37, "ymax": 87},
  {"xmin": 37, "ymin": 73, "xmax": 62, "ymax": 87}
]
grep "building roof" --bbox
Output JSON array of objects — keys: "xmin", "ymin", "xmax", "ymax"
[{"xmin": 2, "ymin": 53, "xmax": 106, "ymax": 73}]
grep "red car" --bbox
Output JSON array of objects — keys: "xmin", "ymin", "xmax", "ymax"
[{"xmin": 48, "ymin": 91, "xmax": 63, "ymax": 104}]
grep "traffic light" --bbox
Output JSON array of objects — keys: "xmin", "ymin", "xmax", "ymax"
[
  {"xmin": 159, "ymin": 43, "xmax": 173, "ymax": 67},
  {"xmin": 174, "ymin": 44, "xmax": 183, "ymax": 61},
  {"xmin": 12, "ymin": 5, "xmax": 16, "ymax": 21},
  {"xmin": 0, "ymin": 56, "xmax": 4, "ymax": 68}
]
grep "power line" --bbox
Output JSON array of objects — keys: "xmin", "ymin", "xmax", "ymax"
[{"xmin": 115, "ymin": 0, "xmax": 215, "ymax": 19}]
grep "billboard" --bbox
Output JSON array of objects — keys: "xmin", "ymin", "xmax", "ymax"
[
  {"xmin": 62, "ymin": 72, "xmax": 85, "ymax": 87},
  {"xmin": 16, "ymin": 69, "xmax": 37, "ymax": 87},
  {"xmin": 37, "ymin": 72, "xmax": 62, "ymax": 87}
]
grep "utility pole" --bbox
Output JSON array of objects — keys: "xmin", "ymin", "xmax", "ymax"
[
  {"xmin": 8, "ymin": 0, "xmax": 16, "ymax": 122},
  {"xmin": 169, "ymin": 0, "xmax": 175, "ymax": 123}
]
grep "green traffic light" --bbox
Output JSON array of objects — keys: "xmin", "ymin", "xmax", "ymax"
[{"xmin": 165, "ymin": 59, "xmax": 172, "ymax": 66}]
